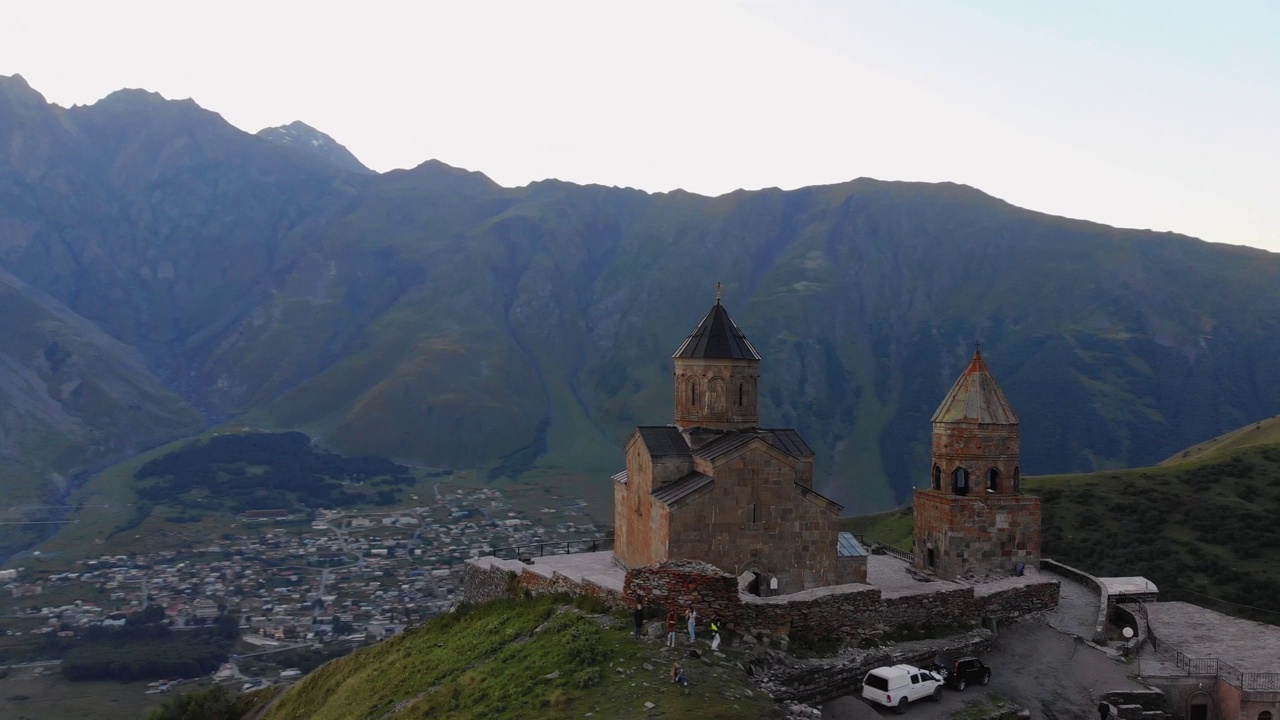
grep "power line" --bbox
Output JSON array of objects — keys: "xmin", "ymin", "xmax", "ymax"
[{"xmin": 1171, "ymin": 587, "xmax": 1280, "ymax": 617}]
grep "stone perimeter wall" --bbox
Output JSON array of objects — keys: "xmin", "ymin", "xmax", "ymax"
[
  {"xmin": 461, "ymin": 562, "xmax": 630, "ymax": 609},
  {"xmin": 463, "ymin": 558, "xmax": 1059, "ymax": 643}
]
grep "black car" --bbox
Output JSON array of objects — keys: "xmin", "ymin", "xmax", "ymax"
[{"xmin": 928, "ymin": 655, "xmax": 991, "ymax": 690}]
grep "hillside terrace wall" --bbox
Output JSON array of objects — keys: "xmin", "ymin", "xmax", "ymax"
[
  {"xmin": 463, "ymin": 557, "xmax": 1058, "ymax": 643},
  {"xmin": 460, "ymin": 560, "xmax": 628, "ymax": 609},
  {"xmin": 622, "ymin": 560, "xmax": 1058, "ymax": 640}
]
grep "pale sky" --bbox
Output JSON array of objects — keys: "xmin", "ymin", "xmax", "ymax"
[{"xmin": 3, "ymin": 1, "xmax": 1277, "ymax": 251}]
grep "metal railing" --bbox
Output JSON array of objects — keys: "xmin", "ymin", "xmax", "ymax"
[
  {"xmin": 876, "ymin": 543, "xmax": 915, "ymax": 563},
  {"xmin": 1137, "ymin": 597, "xmax": 1279, "ymax": 694},
  {"xmin": 1241, "ymin": 672, "xmax": 1280, "ymax": 692},
  {"xmin": 488, "ymin": 536, "xmax": 614, "ymax": 560}
]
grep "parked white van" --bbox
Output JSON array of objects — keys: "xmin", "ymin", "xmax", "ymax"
[{"xmin": 861, "ymin": 664, "xmax": 943, "ymax": 713}]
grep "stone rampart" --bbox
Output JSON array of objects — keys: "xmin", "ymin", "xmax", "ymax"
[
  {"xmin": 464, "ymin": 557, "xmax": 1058, "ymax": 646},
  {"xmin": 1040, "ymin": 558, "xmax": 1108, "ymax": 642},
  {"xmin": 461, "ymin": 559, "xmax": 627, "ymax": 608},
  {"xmin": 621, "ymin": 560, "xmax": 1058, "ymax": 641}
]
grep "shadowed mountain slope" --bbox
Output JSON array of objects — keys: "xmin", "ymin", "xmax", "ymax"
[{"xmin": 1, "ymin": 73, "xmax": 1279, "ymax": 519}]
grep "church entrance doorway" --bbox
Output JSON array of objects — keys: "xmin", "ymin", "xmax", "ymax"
[
  {"xmin": 739, "ymin": 570, "xmax": 762, "ymax": 596},
  {"xmin": 1187, "ymin": 692, "xmax": 1212, "ymax": 720}
]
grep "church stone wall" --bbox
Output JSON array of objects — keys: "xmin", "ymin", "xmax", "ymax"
[
  {"xmin": 913, "ymin": 491, "xmax": 1041, "ymax": 581},
  {"xmin": 615, "ymin": 437, "xmax": 688, "ymax": 568},
  {"xmin": 667, "ymin": 444, "xmax": 839, "ymax": 592}
]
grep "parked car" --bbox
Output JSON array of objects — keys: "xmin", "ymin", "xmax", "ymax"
[
  {"xmin": 861, "ymin": 664, "xmax": 943, "ymax": 713},
  {"xmin": 928, "ymin": 654, "xmax": 992, "ymax": 690}
]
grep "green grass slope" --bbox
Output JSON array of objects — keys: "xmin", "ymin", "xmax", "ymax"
[
  {"xmin": 843, "ymin": 440, "xmax": 1280, "ymax": 624},
  {"xmin": 261, "ymin": 596, "xmax": 780, "ymax": 720},
  {"xmin": 1034, "ymin": 444, "xmax": 1280, "ymax": 622},
  {"xmin": 1159, "ymin": 414, "xmax": 1280, "ymax": 466},
  {"xmin": 0, "ymin": 270, "xmax": 205, "ymax": 560}
]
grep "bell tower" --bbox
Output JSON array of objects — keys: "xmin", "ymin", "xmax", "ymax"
[
  {"xmin": 913, "ymin": 348, "xmax": 1040, "ymax": 579},
  {"xmin": 672, "ymin": 285, "xmax": 761, "ymax": 434}
]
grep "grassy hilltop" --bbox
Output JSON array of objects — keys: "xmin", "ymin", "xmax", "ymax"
[
  {"xmin": 845, "ymin": 420, "xmax": 1280, "ymax": 623},
  {"xmin": 238, "ymin": 595, "xmax": 778, "ymax": 720}
]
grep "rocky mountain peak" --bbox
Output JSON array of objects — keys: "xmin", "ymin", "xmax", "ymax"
[{"xmin": 256, "ymin": 120, "xmax": 371, "ymax": 175}]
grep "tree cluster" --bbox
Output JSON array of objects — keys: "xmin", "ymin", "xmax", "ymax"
[
  {"xmin": 132, "ymin": 432, "xmax": 413, "ymax": 512},
  {"xmin": 61, "ymin": 613, "xmax": 239, "ymax": 682}
]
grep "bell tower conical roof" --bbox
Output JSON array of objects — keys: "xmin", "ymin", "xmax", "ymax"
[
  {"xmin": 931, "ymin": 349, "xmax": 1019, "ymax": 425},
  {"xmin": 671, "ymin": 299, "xmax": 761, "ymax": 360}
]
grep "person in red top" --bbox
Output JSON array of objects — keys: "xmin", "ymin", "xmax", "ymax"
[{"xmin": 665, "ymin": 609, "xmax": 678, "ymax": 648}]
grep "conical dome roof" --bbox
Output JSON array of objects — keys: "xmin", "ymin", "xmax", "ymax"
[
  {"xmin": 931, "ymin": 350, "xmax": 1019, "ymax": 425},
  {"xmin": 672, "ymin": 300, "xmax": 761, "ymax": 360}
]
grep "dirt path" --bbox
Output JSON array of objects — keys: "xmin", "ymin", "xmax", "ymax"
[{"xmin": 820, "ymin": 622, "xmax": 1147, "ymax": 720}]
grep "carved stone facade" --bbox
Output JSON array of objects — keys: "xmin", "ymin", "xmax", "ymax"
[
  {"xmin": 913, "ymin": 350, "xmax": 1041, "ymax": 579},
  {"xmin": 674, "ymin": 357, "xmax": 760, "ymax": 432},
  {"xmin": 613, "ymin": 297, "xmax": 852, "ymax": 593}
]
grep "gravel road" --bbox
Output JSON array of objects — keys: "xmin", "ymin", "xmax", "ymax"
[{"xmin": 820, "ymin": 622, "xmax": 1147, "ymax": 720}]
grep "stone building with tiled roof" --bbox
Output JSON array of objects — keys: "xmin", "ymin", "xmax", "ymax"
[
  {"xmin": 612, "ymin": 294, "xmax": 864, "ymax": 593},
  {"xmin": 913, "ymin": 348, "xmax": 1041, "ymax": 579}
]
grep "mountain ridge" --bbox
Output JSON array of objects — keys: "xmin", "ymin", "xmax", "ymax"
[{"xmin": 0, "ymin": 74, "xmax": 1278, "ymax": 532}]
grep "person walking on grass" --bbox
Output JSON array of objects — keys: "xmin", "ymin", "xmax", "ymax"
[
  {"xmin": 710, "ymin": 618, "xmax": 721, "ymax": 651},
  {"xmin": 665, "ymin": 608, "xmax": 678, "ymax": 648},
  {"xmin": 633, "ymin": 601, "xmax": 645, "ymax": 640},
  {"xmin": 686, "ymin": 608, "xmax": 698, "ymax": 643}
]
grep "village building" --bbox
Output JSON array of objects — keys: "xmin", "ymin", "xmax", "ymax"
[
  {"xmin": 612, "ymin": 292, "xmax": 863, "ymax": 594},
  {"xmin": 912, "ymin": 348, "xmax": 1041, "ymax": 579}
]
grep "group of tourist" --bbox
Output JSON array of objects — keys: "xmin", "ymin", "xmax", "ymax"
[
  {"xmin": 631, "ymin": 600, "xmax": 724, "ymax": 688},
  {"xmin": 629, "ymin": 597, "xmax": 721, "ymax": 686}
]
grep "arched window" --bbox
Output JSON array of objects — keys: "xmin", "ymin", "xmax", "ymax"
[
  {"xmin": 932, "ymin": 465, "xmax": 942, "ymax": 491},
  {"xmin": 1013, "ymin": 466, "xmax": 1020, "ymax": 492},
  {"xmin": 952, "ymin": 467, "xmax": 969, "ymax": 495},
  {"xmin": 738, "ymin": 382, "xmax": 745, "ymax": 407},
  {"xmin": 690, "ymin": 380, "xmax": 698, "ymax": 408},
  {"xmin": 1257, "ymin": 712, "xmax": 1273, "ymax": 720},
  {"xmin": 986, "ymin": 468, "xmax": 1000, "ymax": 493}
]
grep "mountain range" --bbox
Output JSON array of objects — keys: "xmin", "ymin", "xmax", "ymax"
[{"xmin": 2, "ymin": 72, "xmax": 1279, "ymax": 539}]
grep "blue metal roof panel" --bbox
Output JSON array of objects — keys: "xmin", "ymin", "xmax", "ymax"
[{"xmin": 838, "ymin": 532, "xmax": 867, "ymax": 557}]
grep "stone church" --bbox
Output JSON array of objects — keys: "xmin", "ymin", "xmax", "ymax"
[
  {"xmin": 612, "ymin": 295, "xmax": 863, "ymax": 593},
  {"xmin": 912, "ymin": 349, "xmax": 1041, "ymax": 579}
]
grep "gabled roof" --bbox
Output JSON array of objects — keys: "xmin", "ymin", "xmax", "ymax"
[
  {"xmin": 931, "ymin": 350, "xmax": 1019, "ymax": 425},
  {"xmin": 635, "ymin": 426, "xmax": 691, "ymax": 457},
  {"xmin": 652, "ymin": 472, "xmax": 714, "ymax": 506},
  {"xmin": 795, "ymin": 482, "xmax": 843, "ymax": 513},
  {"xmin": 761, "ymin": 429, "xmax": 813, "ymax": 458},
  {"xmin": 693, "ymin": 433, "xmax": 757, "ymax": 462},
  {"xmin": 672, "ymin": 301, "xmax": 762, "ymax": 360},
  {"xmin": 692, "ymin": 429, "xmax": 812, "ymax": 463}
]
